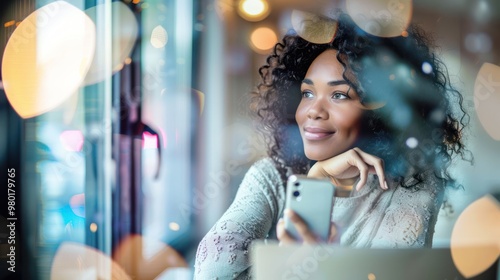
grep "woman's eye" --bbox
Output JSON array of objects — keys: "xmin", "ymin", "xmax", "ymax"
[
  {"xmin": 332, "ymin": 92, "xmax": 349, "ymax": 100},
  {"xmin": 301, "ymin": 91, "xmax": 314, "ymax": 98}
]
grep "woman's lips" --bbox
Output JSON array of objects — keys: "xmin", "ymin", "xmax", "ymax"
[{"xmin": 303, "ymin": 127, "xmax": 335, "ymax": 140}]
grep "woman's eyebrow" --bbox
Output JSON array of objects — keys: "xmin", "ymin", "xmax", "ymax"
[
  {"xmin": 328, "ymin": 80, "xmax": 348, "ymax": 86},
  {"xmin": 301, "ymin": 78, "xmax": 348, "ymax": 86},
  {"xmin": 302, "ymin": 78, "xmax": 314, "ymax": 85}
]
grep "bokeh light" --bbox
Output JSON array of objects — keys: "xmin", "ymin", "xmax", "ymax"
[
  {"xmin": 69, "ymin": 193, "xmax": 85, "ymax": 218},
  {"xmin": 113, "ymin": 234, "xmax": 188, "ymax": 280},
  {"xmin": 237, "ymin": 0, "xmax": 270, "ymax": 22},
  {"xmin": 465, "ymin": 32, "xmax": 492, "ymax": 54},
  {"xmin": 249, "ymin": 27, "xmax": 278, "ymax": 53},
  {"xmin": 83, "ymin": 1, "xmax": 138, "ymax": 85},
  {"xmin": 169, "ymin": 222, "xmax": 180, "ymax": 231},
  {"xmin": 472, "ymin": 0, "xmax": 493, "ymax": 24},
  {"xmin": 291, "ymin": 10, "xmax": 338, "ymax": 44},
  {"xmin": 89, "ymin": 223, "xmax": 98, "ymax": 232},
  {"xmin": 346, "ymin": 0, "xmax": 412, "ymax": 37},
  {"xmin": 474, "ymin": 63, "xmax": 500, "ymax": 140},
  {"xmin": 450, "ymin": 195, "xmax": 500, "ymax": 278},
  {"xmin": 142, "ymin": 131, "xmax": 159, "ymax": 149},
  {"xmin": 421, "ymin": 62, "xmax": 433, "ymax": 74},
  {"xmin": 51, "ymin": 242, "xmax": 131, "ymax": 280},
  {"xmin": 4, "ymin": 20, "xmax": 15, "ymax": 27},
  {"xmin": 60, "ymin": 130, "xmax": 84, "ymax": 152},
  {"xmin": 2, "ymin": 1, "xmax": 96, "ymax": 119},
  {"xmin": 405, "ymin": 137, "xmax": 418, "ymax": 149},
  {"xmin": 151, "ymin": 25, "xmax": 168, "ymax": 48}
]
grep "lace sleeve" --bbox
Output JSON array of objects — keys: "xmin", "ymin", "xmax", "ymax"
[
  {"xmin": 371, "ymin": 176, "xmax": 444, "ymax": 248},
  {"xmin": 194, "ymin": 159, "xmax": 285, "ymax": 279}
]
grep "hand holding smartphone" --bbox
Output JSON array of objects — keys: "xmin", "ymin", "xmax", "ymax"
[{"xmin": 284, "ymin": 175, "xmax": 336, "ymax": 242}]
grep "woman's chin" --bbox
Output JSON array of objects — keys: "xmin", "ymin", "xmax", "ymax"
[
  {"xmin": 304, "ymin": 151, "xmax": 333, "ymax": 162},
  {"xmin": 304, "ymin": 147, "xmax": 348, "ymax": 161}
]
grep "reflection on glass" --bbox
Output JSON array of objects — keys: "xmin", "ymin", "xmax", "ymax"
[
  {"xmin": 474, "ymin": 63, "xmax": 500, "ymax": 140},
  {"xmin": 83, "ymin": 1, "xmax": 139, "ymax": 85},
  {"xmin": 2, "ymin": 1, "xmax": 95, "ymax": 118},
  {"xmin": 346, "ymin": 0, "xmax": 412, "ymax": 37},
  {"xmin": 291, "ymin": 10, "xmax": 338, "ymax": 44},
  {"xmin": 151, "ymin": 25, "xmax": 168, "ymax": 48},
  {"xmin": 51, "ymin": 242, "xmax": 131, "ymax": 280},
  {"xmin": 450, "ymin": 195, "xmax": 500, "ymax": 278}
]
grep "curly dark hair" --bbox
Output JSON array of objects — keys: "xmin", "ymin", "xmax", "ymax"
[{"xmin": 250, "ymin": 12, "xmax": 472, "ymax": 189}]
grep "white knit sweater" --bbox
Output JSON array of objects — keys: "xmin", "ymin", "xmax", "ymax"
[{"xmin": 194, "ymin": 158, "xmax": 444, "ymax": 279}]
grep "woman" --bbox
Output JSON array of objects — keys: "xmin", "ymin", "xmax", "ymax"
[{"xmin": 194, "ymin": 12, "xmax": 469, "ymax": 279}]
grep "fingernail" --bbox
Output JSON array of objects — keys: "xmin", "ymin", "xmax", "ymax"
[
  {"xmin": 284, "ymin": 209, "xmax": 291, "ymax": 217},
  {"xmin": 355, "ymin": 183, "xmax": 362, "ymax": 191},
  {"xmin": 285, "ymin": 209, "xmax": 297, "ymax": 221},
  {"xmin": 384, "ymin": 180, "xmax": 389, "ymax": 190}
]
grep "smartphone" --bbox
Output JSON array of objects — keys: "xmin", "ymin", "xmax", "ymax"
[{"xmin": 284, "ymin": 175, "xmax": 335, "ymax": 241}]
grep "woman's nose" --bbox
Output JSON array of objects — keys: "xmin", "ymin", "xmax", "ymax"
[{"xmin": 307, "ymin": 99, "xmax": 328, "ymax": 120}]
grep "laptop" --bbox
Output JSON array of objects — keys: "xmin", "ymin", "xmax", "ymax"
[{"xmin": 251, "ymin": 242, "xmax": 499, "ymax": 280}]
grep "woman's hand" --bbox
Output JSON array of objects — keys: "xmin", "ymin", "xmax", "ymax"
[
  {"xmin": 276, "ymin": 209, "xmax": 337, "ymax": 245},
  {"xmin": 308, "ymin": 147, "xmax": 388, "ymax": 191}
]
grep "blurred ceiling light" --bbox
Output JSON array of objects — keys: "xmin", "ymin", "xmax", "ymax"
[
  {"xmin": 250, "ymin": 27, "xmax": 277, "ymax": 54},
  {"xmin": 238, "ymin": 0, "xmax": 270, "ymax": 22},
  {"xmin": 1, "ymin": 1, "xmax": 96, "ymax": 119},
  {"xmin": 60, "ymin": 130, "xmax": 85, "ymax": 152},
  {"xmin": 450, "ymin": 195, "xmax": 500, "ymax": 278},
  {"xmin": 474, "ymin": 63, "xmax": 500, "ymax": 140},
  {"xmin": 150, "ymin": 25, "xmax": 168, "ymax": 48},
  {"xmin": 291, "ymin": 10, "xmax": 338, "ymax": 44},
  {"xmin": 51, "ymin": 242, "xmax": 131, "ymax": 280},
  {"xmin": 90, "ymin": 223, "xmax": 98, "ymax": 232},
  {"xmin": 346, "ymin": 0, "xmax": 412, "ymax": 37},
  {"xmin": 83, "ymin": 2, "xmax": 138, "ymax": 85}
]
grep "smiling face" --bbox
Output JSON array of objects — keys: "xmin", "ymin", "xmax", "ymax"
[{"xmin": 295, "ymin": 49, "xmax": 364, "ymax": 161}]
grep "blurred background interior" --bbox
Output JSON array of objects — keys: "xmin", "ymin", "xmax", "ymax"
[{"xmin": 0, "ymin": 0, "xmax": 499, "ymax": 279}]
